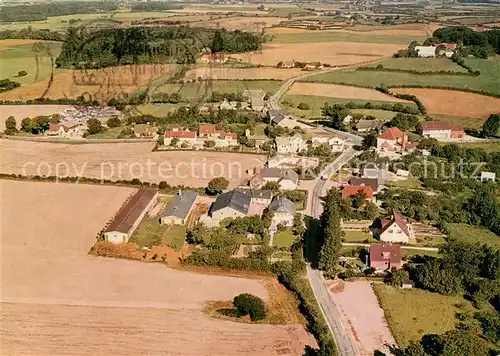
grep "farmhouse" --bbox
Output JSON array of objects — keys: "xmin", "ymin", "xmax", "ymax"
[
  {"xmin": 243, "ymin": 89, "xmax": 266, "ymax": 112},
  {"xmin": 415, "ymin": 46, "xmax": 436, "ymax": 58},
  {"xmin": 342, "ymin": 185, "xmax": 373, "ymax": 199},
  {"xmin": 161, "ymin": 190, "xmax": 198, "ymax": 225},
  {"xmin": 377, "ymin": 127, "xmax": 412, "ymax": 153},
  {"xmin": 235, "ymin": 188, "xmax": 273, "ymax": 206},
  {"xmin": 377, "ymin": 211, "xmax": 413, "ymax": 243},
  {"xmin": 133, "ymin": 124, "xmax": 157, "ymax": 138},
  {"xmin": 268, "ymin": 196, "xmax": 296, "ymax": 233},
  {"xmin": 276, "ymin": 134, "xmax": 306, "ymax": 154},
  {"xmin": 208, "ymin": 189, "xmax": 251, "ymax": 220},
  {"xmin": 268, "ymin": 110, "xmax": 286, "ymax": 125},
  {"xmin": 369, "ymin": 243, "xmax": 402, "ymax": 270},
  {"xmin": 419, "ymin": 121, "xmax": 464, "ymax": 140},
  {"xmin": 356, "ymin": 119, "xmax": 379, "ymax": 132},
  {"xmin": 251, "ymin": 167, "xmax": 299, "ymax": 190},
  {"xmin": 198, "ymin": 124, "xmax": 238, "ymax": 147},
  {"xmin": 349, "ymin": 177, "xmax": 379, "ymax": 193},
  {"xmin": 104, "ymin": 188, "xmax": 158, "ymax": 243},
  {"xmin": 46, "ymin": 123, "xmax": 85, "ymax": 138},
  {"xmin": 164, "ymin": 128, "xmax": 197, "ymax": 147}
]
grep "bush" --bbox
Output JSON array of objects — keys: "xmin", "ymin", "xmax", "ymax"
[
  {"xmin": 233, "ymin": 293, "xmax": 267, "ymax": 321},
  {"xmin": 206, "ymin": 177, "xmax": 229, "ymax": 195},
  {"xmin": 297, "ymin": 102, "xmax": 310, "ymax": 110},
  {"xmin": 17, "ymin": 70, "xmax": 27, "ymax": 77},
  {"xmin": 106, "ymin": 116, "xmax": 121, "ymax": 128}
]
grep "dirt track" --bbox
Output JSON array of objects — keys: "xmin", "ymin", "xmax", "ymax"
[
  {"xmin": 0, "ymin": 140, "xmax": 265, "ymax": 187},
  {"xmin": 0, "ymin": 180, "xmax": 314, "ymax": 355}
]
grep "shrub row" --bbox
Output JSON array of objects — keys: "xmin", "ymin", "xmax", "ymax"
[
  {"xmin": 450, "ymin": 54, "xmax": 481, "ymax": 76},
  {"xmin": 0, "ymin": 97, "xmax": 99, "ymax": 106},
  {"xmin": 356, "ymin": 66, "xmax": 472, "ymax": 76},
  {"xmin": 376, "ymin": 86, "xmax": 427, "ymax": 114}
]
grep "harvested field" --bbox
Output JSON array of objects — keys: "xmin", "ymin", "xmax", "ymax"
[
  {"xmin": 288, "ymin": 83, "xmax": 411, "ymax": 102},
  {"xmin": 0, "ymin": 180, "xmax": 314, "ymax": 355},
  {"xmin": 186, "ymin": 67, "xmax": 304, "ymax": 80},
  {"xmin": 0, "ymin": 39, "xmax": 48, "ymax": 50},
  {"xmin": 198, "ymin": 16, "xmax": 284, "ymax": 31},
  {"xmin": 327, "ymin": 281, "xmax": 396, "ymax": 354},
  {"xmin": 231, "ymin": 42, "xmax": 402, "ymax": 66},
  {"xmin": 0, "ymin": 64, "xmax": 173, "ymax": 102},
  {"xmin": 0, "ymin": 140, "xmax": 266, "ymax": 187},
  {"xmin": 0, "ymin": 105, "xmax": 73, "ymax": 131},
  {"xmin": 392, "ymin": 88, "xmax": 500, "ymax": 119}
]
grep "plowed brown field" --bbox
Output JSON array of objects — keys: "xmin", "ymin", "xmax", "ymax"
[
  {"xmin": 0, "ymin": 180, "xmax": 315, "ymax": 355},
  {"xmin": 392, "ymin": 88, "xmax": 500, "ymax": 118}
]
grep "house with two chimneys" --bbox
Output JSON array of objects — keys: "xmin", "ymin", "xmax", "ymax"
[
  {"xmin": 418, "ymin": 121, "xmax": 464, "ymax": 140},
  {"xmin": 276, "ymin": 134, "xmax": 306, "ymax": 154}
]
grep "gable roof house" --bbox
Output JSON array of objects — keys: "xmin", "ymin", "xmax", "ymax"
[
  {"xmin": 244, "ymin": 128, "xmax": 268, "ymax": 148},
  {"xmin": 268, "ymin": 110, "xmax": 287, "ymax": 125},
  {"xmin": 243, "ymin": 89, "xmax": 266, "ymax": 112},
  {"xmin": 209, "ymin": 190, "xmax": 252, "ymax": 220},
  {"xmin": 369, "ymin": 243, "xmax": 402, "ymax": 270},
  {"xmin": 276, "ymin": 134, "xmax": 306, "ymax": 155},
  {"xmin": 419, "ymin": 121, "xmax": 464, "ymax": 140},
  {"xmin": 46, "ymin": 123, "xmax": 85, "ymax": 138},
  {"xmin": 312, "ymin": 134, "xmax": 345, "ymax": 153},
  {"xmin": 356, "ymin": 119, "xmax": 379, "ymax": 132},
  {"xmin": 377, "ymin": 127, "xmax": 412, "ymax": 153},
  {"xmin": 268, "ymin": 196, "xmax": 296, "ymax": 232},
  {"xmin": 198, "ymin": 124, "xmax": 238, "ymax": 147},
  {"xmin": 349, "ymin": 177, "xmax": 379, "ymax": 193},
  {"xmin": 341, "ymin": 185, "xmax": 374, "ymax": 199},
  {"xmin": 376, "ymin": 211, "xmax": 413, "ymax": 243},
  {"xmin": 104, "ymin": 188, "xmax": 158, "ymax": 244},
  {"xmin": 250, "ymin": 168, "xmax": 299, "ymax": 190},
  {"xmin": 235, "ymin": 188, "xmax": 273, "ymax": 206},
  {"xmin": 164, "ymin": 128, "xmax": 197, "ymax": 147},
  {"xmin": 161, "ymin": 190, "xmax": 198, "ymax": 225}
]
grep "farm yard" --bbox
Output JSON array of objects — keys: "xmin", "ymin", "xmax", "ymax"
[
  {"xmin": 0, "ymin": 140, "xmax": 266, "ymax": 187},
  {"xmin": 393, "ymin": 88, "xmax": 500, "ymax": 119},
  {"xmin": 1, "ymin": 180, "xmax": 315, "ymax": 355},
  {"xmin": 230, "ymin": 42, "xmax": 403, "ymax": 67}
]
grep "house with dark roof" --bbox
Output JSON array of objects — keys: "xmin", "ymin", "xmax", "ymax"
[
  {"xmin": 104, "ymin": 188, "xmax": 158, "ymax": 243},
  {"xmin": 369, "ymin": 244, "xmax": 402, "ymax": 270},
  {"xmin": 209, "ymin": 190, "xmax": 251, "ymax": 220},
  {"xmin": 377, "ymin": 211, "xmax": 412, "ymax": 243},
  {"xmin": 349, "ymin": 177, "xmax": 379, "ymax": 193},
  {"xmin": 161, "ymin": 190, "xmax": 198, "ymax": 225},
  {"xmin": 268, "ymin": 196, "xmax": 296, "ymax": 232},
  {"xmin": 235, "ymin": 188, "xmax": 273, "ymax": 206},
  {"xmin": 250, "ymin": 167, "xmax": 299, "ymax": 190}
]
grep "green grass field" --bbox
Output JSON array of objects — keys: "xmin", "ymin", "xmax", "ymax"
[
  {"xmin": 447, "ymin": 223, "xmax": 500, "ymax": 248},
  {"xmin": 452, "ymin": 141, "xmax": 500, "ymax": 152},
  {"xmin": 273, "ymin": 229, "xmax": 297, "ymax": 248},
  {"xmin": 132, "ymin": 103, "xmax": 182, "ymax": 116},
  {"xmin": 362, "ymin": 58, "xmax": 468, "ymax": 73},
  {"xmin": 342, "ymin": 230, "xmax": 373, "ymax": 243},
  {"xmin": 373, "ymin": 283, "xmax": 473, "ymax": 347},
  {"xmin": 129, "ymin": 217, "xmax": 186, "ymax": 251},
  {"xmin": 432, "ymin": 114, "xmax": 486, "ymax": 130},
  {"xmin": 0, "ymin": 41, "xmax": 63, "ymax": 85},
  {"xmin": 155, "ymin": 80, "xmax": 282, "ymax": 100},
  {"xmin": 402, "ymin": 248, "xmax": 439, "ymax": 259},
  {"xmin": 350, "ymin": 108, "xmax": 403, "ymax": 122},
  {"xmin": 270, "ymin": 31, "xmax": 425, "ymax": 44},
  {"xmin": 87, "ymin": 126, "xmax": 123, "ymax": 139},
  {"xmin": 281, "ymin": 94, "xmax": 417, "ymax": 118},
  {"xmin": 387, "ymin": 178, "xmax": 423, "ymax": 189},
  {"xmin": 302, "ymin": 58, "xmax": 500, "ymax": 95}
]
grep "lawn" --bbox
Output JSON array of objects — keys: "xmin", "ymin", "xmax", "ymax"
[
  {"xmin": 387, "ymin": 178, "xmax": 422, "ymax": 189},
  {"xmin": 0, "ymin": 41, "xmax": 63, "ymax": 85},
  {"xmin": 453, "ymin": 141, "xmax": 500, "ymax": 152},
  {"xmin": 432, "ymin": 114, "xmax": 487, "ymax": 130},
  {"xmin": 270, "ymin": 32, "xmax": 425, "ymax": 45},
  {"xmin": 414, "ymin": 235, "xmax": 447, "ymax": 247},
  {"xmin": 281, "ymin": 94, "xmax": 417, "ymax": 119},
  {"xmin": 273, "ymin": 229, "xmax": 297, "ymax": 248},
  {"xmin": 87, "ymin": 126, "xmax": 123, "ymax": 139},
  {"xmin": 447, "ymin": 223, "xmax": 500, "ymax": 248},
  {"xmin": 132, "ymin": 103, "xmax": 182, "ymax": 116},
  {"xmin": 342, "ymin": 230, "xmax": 373, "ymax": 243},
  {"xmin": 302, "ymin": 58, "xmax": 500, "ymax": 96},
  {"xmin": 401, "ymin": 248, "xmax": 439, "ymax": 259},
  {"xmin": 129, "ymin": 217, "xmax": 186, "ymax": 251},
  {"xmin": 155, "ymin": 80, "xmax": 282, "ymax": 100},
  {"xmin": 372, "ymin": 283, "xmax": 473, "ymax": 347},
  {"xmin": 362, "ymin": 58, "xmax": 468, "ymax": 73},
  {"xmin": 350, "ymin": 109, "xmax": 401, "ymax": 122}
]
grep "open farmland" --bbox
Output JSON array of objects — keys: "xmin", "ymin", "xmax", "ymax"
[
  {"xmin": 0, "ymin": 140, "xmax": 266, "ymax": 187},
  {"xmin": 269, "ymin": 31, "xmax": 425, "ymax": 44},
  {"xmin": 393, "ymin": 88, "xmax": 500, "ymax": 118},
  {"xmin": 287, "ymin": 83, "xmax": 411, "ymax": 102},
  {"xmin": 303, "ymin": 58, "xmax": 500, "ymax": 96},
  {"xmin": 1, "ymin": 180, "xmax": 314, "ymax": 355},
  {"xmin": 0, "ymin": 64, "xmax": 173, "ymax": 101},
  {"xmin": 362, "ymin": 58, "xmax": 468, "ymax": 72},
  {"xmin": 197, "ymin": 16, "xmax": 284, "ymax": 31},
  {"xmin": 0, "ymin": 40, "xmax": 63, "ymax": 85},
  {"xmin": 230, "ymin": 42, "xmax": 403, "ymax": 67},
  {"xmin": 185, "ymin": 67, "xmax": 304, "ymax": 80},
  {"xmin": 0, "ymin": 105, "xmax": 73, "ymax": 131},
  {"xmin": 265, "ymin": 24, "xmax": 427, "ymax": 37}
]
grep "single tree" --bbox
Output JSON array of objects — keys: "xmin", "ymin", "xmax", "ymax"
[
  {"xmin": 5, "ymin": 116, "xmax": 17, "ymax": 131},
  {"xmin": 389, "ymin": 269, "xmax": 410, "ymax": 287},
  {"xmin": 318, "ymin": 188, "xmax": 344, "ymax": 274},
  {"xmin": 204, "ymin": 140, "xmax": 216, "ymax": 148},
  {"xmin": 106, "ymin": 116, "xmax": 121, "ymax": 128},
  {"xmin": 17, "ymin": 70, "xmax": 27, "ymax": 77},
  {"xmin": 206, "ymin": 177, "xmax": 229, "ymax": 195},
  {"xmin": 87, "ymin": 118, "xmax": 105, "ymax": 135},
  {"xmin": 481, "ymin": 113, "xmax": 499, "ymax": 137},
  {"xmin": 170, "ymin": 137, "xmax": 179, "ymax": 146},
  {"xmin": 233, "ymin": 293, "xmax": 266, "ymax": 321},
  {"xmin": 362, "ymin": 132, "xmax": 377, "ymax": 149},
  {"xmin": 211, "ymin": 30, "xmax": 224, "ymax": 53}
]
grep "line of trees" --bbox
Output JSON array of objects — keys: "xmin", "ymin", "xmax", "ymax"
[
  {"xmin": 56, "ymin": 27, "xmax": 262, "ymax": 68},
  {"xmin": 0, "ymin": 1, "xmax": 119, "ymax": 22},
  {"xmin": 0, "ymin": 28, "xmax": 67, "ymax": 42}
]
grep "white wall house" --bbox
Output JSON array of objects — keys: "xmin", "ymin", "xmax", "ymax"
[
  {"xmin": 415, "ymin": 46, "xmax": 436, "ymax": 58},
  {"xmin": 276, "ymin": 134, "xmax": 305, "ymax": 154},
  {"xmin": 378, "ymin": 212, "xmax": 412, "ymax": 243}
]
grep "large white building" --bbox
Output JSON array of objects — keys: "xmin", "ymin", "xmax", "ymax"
[
  {"xmin": 276, "ymin": 134, "xmax": 306, "ymax": 154},
  {"xmin": 415, "ymin": 46, "xmax": 436, "ymax": 58}
]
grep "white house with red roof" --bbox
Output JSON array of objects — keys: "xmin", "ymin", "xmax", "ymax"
[
  {"xmin": 198, "ymin": 124, "xmax": 238, "ymax": 147},
  {"xmin": 163, "ymin": 127, "xmax": 197, "ymax": 147},
  {"xmin": 377, "ymin": 127, "xmax": 412, "ymax": 153},
  {"xmin": 46, "ymin": 122, "xmax": 85, "ymax": 138},
  {"xmin": 378, "ymin": 211, "xmax": 413, "ymax": 243},
  {"xmin": 419, "ymin": 121, "xmax": 464, "ymax": 140}
]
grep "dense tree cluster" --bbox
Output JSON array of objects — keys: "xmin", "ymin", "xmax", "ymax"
[
  {"xmin": 205, "ymin": 177, "xmax": 229, "ymax": 195},
  {"xmin": 0, "ymin": 2, "xmax": 118, "ymax": 22},
  {"xmin": 130, "ymin": 2, "xmax": 183, "ymax": 12},
  {"xmin": 482, "ymin": 113, "xmax": 500, "ymax": 138},
  {"xmin": 0, "ymin": 78, "xmax": 20, "ymax": 92},
  {"xmin": 233, "ymin": 294, "xmax": 267, "ymax": 321},
  {"xmin": 318, "ymin": 189, "xmax": 344, "ymax": 275},
  {"xmin": 0, "ymin": 28, "xmax": 66, "ymax": 42},
  {"xmin": 431, "ymin": 26, "xmax": 500, "ymax": 58},
  {"xmin": 56, "ymin": 27, "xmax": 261, "ymax": 68}
]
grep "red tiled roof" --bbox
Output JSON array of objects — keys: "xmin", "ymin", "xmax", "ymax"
[
  {"xmin": 380, "ymin": 211, "xmax": 411, "ymax": 237},
  {"xmin": 219, "ymin": 132, "xmax": 237, "ymax": 139},
  {"xmin": 369, "ymin": 243, "xmax": 402, "ymax": 264},
  {"xmin": 199, "ymin": 124, "xmax": 217, "ymax": 134},
  {"xmin": 436, "ymin": 42, "xmax": 456, "ymax": 49},
  {"xmin": 379, "ymin": 127, "xmax": 404, "ymax": 141},
  {"xmin": 164, "ymin": 130, "xmax": 196, "ymax": 138},
  {"xmin": 350, "ymin": 177, "xmax": 379, "ymax": 192},
  {"xmin": 342, "ymin": 185, "xmax": 373, "ymax": 198},
  {"xmin": 420, "ymin": 121, "xmax": 463, "ymax": 132}
]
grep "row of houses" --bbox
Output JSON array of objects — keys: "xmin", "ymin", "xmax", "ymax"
[{"xmin": 163, "ymin": 124, "xmax": 238, "ymax": 148}]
